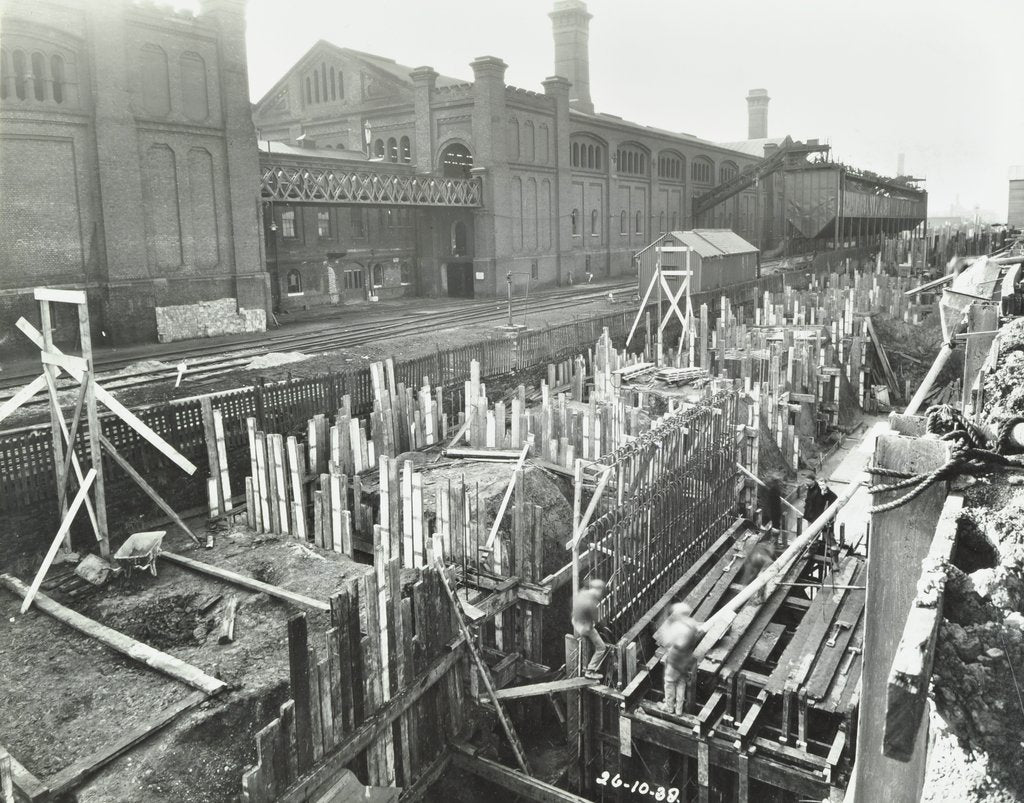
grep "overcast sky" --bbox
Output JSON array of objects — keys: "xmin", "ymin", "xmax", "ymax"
[{"xmin": 230, "ymin": 0, "xmax": 1022, "ymax": 219}]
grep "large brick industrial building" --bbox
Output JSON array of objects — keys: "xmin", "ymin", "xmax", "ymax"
[
  {"xmin": 0, "ymin": 0, "xmax": 926, "ymax": 337},
  {"xmin": 0, "ymin": 0, "xmax": 268, "ymax": 343}
]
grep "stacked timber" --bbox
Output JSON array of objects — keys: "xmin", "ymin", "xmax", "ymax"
[{"xmin": 240, "ymin": 565, "xmax": 463, "ymax": 799}]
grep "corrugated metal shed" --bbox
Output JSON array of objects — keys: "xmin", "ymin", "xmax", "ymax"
[{"xmin": 671, "ymin": 229, "xmax": 759, "ymax": 257}]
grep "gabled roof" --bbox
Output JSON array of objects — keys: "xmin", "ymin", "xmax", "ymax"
[
  {"xmin": 713, "ymin": 137, "xmax": 789, "ymax": 157},
  {"xmin": 254, "ymin": 40, "xmax": 467, "ymax": 109},
  {"xmin": 667, "ymin": 229, "xmax": 759, "ymax": 257}
]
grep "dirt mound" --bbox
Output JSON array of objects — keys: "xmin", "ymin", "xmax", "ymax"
[{"xmin": 98, "ymin": 592, "xmax": 215, "ymax": 650}]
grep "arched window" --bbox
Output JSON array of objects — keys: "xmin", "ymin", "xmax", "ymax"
[
  {"xmin": 330, "ymin": 66, "xmax": 336, "ymax": 100},
  {"xmin": 671, "ymin": 212, "xmax": 678, "ymax": 230},
  {"xmin": 587, "ymin": 145, "xmax": 594, "ymax": 169},
  {"xmin": 313, "ymin": 70, "xmax": 320, "ymax": 103},
  {"xmin": 374, "ymin": 139, "xmax": 385, "ymax": 159},
  {"xmin": 400, "ymin": 136, "xmax": 411, "ymax": 163},
  {"xmin": 720, "ymin": 161, "xmax": 739, "ymax": 183},
  {"xmin": 571, "ymin": 209, "xmax": 579, "ymax": 236},
  {"xmin": 635, "ymin": 210, "xmax": 643, "ymax": 235},
  {"xmin": 0, "ymin": 49, "xmax": 9, "ymax": 101},
  {"xmin": 620, "ymin": 211, "xmax": 627, "ymax": 235},
  {"xmin": 591, "ymin": 209, "xmax": 599, "ymax": 237},
  {"xmin": 595, "ymin": 148, "xmax": 602, "ymax": 170},
  {"xmin": 372, "ymin": 263, "xmax": 385, "ymax": 287},
  {"xmin": 692, "ymin": 157, "xmax": 714, "ymax": 184},
  {"xmin": 440, "ymin": 143, "xmax": 473, "ymax": 179},
  {"xmin": 287, "ymin": 270, "xmax": 303, "ymax": 294},
  {"xmin": 305, "ymin": 76, "xmax": 311, "ymax": 104},
  {"xmin": 321, "ymin": 64, "xmax": 327, "ymax": 102},
  {"xmin": 387, "ymin": 137, "xmax": 398, "ymax": 162},
  {"xmin": 658, "ymin": 212, "xmax": 665, "ymax": 233},
  {"xmin": 30, "ymin": 52, "xmax": 46, "ymax": 100},
  {"xmin": 337, "ymin": 141, "xmax": 347, "ymax": 150},
  {"xmin": 572, "ymin": 142, "xmax": 579, "ymax": 167},
  {"xmin": 336, "ymin": 70, "xmax": 344, "ymax": 98},
  {"xmin": 13, "ymin": 50, "xmax": 26, "ymax": 100},
  {"xmin": 50, "ymin": 54, "xmax": 64, "ymax": 104},
  {"xmin": 451, "ymin": 221, "xmax": 468, "ymax": 255}
]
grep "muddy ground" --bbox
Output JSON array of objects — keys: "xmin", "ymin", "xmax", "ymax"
[
  {"xmin": 0, "ymin": 516, "xmax": 369, "ymax": 802},
  {"xmin": 922, "ymin": 316, "xmax": 1024, "ymax": 801}
]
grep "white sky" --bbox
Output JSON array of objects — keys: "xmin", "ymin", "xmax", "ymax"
[{"xmin": 234, "ymin": 0, "xmax": 1022, "ymax": 218}]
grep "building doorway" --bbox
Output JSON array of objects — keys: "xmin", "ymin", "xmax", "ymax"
[{"xmin": 445, "ymin": 262, "xmax": 474, "ymax": 298}]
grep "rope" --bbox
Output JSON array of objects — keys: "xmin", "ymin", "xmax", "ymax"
[{"xmin": 868, "ymin": 405, "xmax": 1024, "ymax": 513}]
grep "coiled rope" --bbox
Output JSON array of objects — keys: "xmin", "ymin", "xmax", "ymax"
[{"xmin": 867, "ymin": 405, "xmax": 1024, "ymax": 514}]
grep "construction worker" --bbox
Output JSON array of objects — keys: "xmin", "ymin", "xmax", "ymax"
[
  {"xmin": 572, "ymin": 578, "xmax": 609, "ymax": 679},
  {"xmin": 804, "ymin": 474, "xmax": 839, "ymax": 567},
  {"xmin": 737, "ymin": 538, "xmax": 775, "ymax": 604},
  {"xmin": 656, "ymin": 602, "xmax": 700, "ymax": 715}
]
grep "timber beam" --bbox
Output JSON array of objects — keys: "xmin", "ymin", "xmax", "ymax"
[
  {"xmin": 451, "ymin": 743, "xmax": 590, "ymax": 803},
  {"xmin": 627, "ymin": 709, "xmax": 829, "ymax": 800}
]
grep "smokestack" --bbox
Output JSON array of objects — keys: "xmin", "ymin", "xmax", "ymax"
[
  {"xmin": 746, "ymin": 88, "xmax": 769, "ymax": 139},
  {"xmin": 897, "ymin": 152, "xmax": 906, "ymax": 176},
  {"xmin": 550, "ymin": 0, "xmax": 594, "ymax": 114}
]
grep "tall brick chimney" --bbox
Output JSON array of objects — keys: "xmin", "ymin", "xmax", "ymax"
[
  {"xmin": 550, "ymin": 0, "xmax": 593, "ymax": 114},
  {"xmin": 746, "ymin": 88, "xmax": 769, "ymax": 139}
]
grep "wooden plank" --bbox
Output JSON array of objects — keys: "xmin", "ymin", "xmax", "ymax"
[
  {"xmin": 17, "ymin": 470, "xmax": 96, "ymax": 613},
  {"xmin": 492, "ymin": 677, "xmax": 597, "ymax": 700},
  {"xmin": 39, "ymin": 350, "xmax": 88, "ymax": 376},
  {"xmin": 0, "ymin": 374, "xmax": 48, "ymax": 427},
  {"xmin": 33, "ymin": 287, "xmax": 87, "ymax": 304},
  {"xmin": 0, "ymin": 745, "xmax": 49, "ymax": 803},
  {"xmin": 450, "ymin": 745, "xmax": 591, "ymax": 803},
  {"xmin": 98, "ymin": 435, "xmax": 199, "ymax": 544},
  {"xmin": 0, "ymin": 575, "xmax": 226, "ymax": 696},
  {"xmin": 277, "ymin": 640, "xmax": 465, "ymax": 803},
  {"xmin": 160, "ymin": 552, "xmax": 330, "ymax": 612},
  {"xmin": 484, "ymin": 443, "xmax": 531, "ymax": 549},
  {"xmin": 289, "ymin": 615, "xmax": 314, "ymax": 776},
  {"xmin": 47, "ymin": 690, "xmax": 206, "ymax": 795}
]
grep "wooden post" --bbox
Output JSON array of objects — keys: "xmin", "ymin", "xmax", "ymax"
[
  {"xmin": 77, "ymin": 299, "xmax": 109, "ymax": 557},
  {"xmin": 854, "ymin": 434, "xmax": 951, "ymax": 803}
]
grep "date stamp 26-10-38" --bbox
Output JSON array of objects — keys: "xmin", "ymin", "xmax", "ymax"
[{"xmin": 595, "ymin": 771, "xmax": 680, "ymax": 801}]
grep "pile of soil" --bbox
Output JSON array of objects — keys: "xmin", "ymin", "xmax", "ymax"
[
  {"xmin": 97, "ymin": 592, "xmax": 215, "ymax": 650},
  {"xmin": 927, "ymin": 320, "xmax": 1024, "ymax": 799},
  {"xmin": 872, "ymin": 305, "xmax": 960, "ymax": 398}
]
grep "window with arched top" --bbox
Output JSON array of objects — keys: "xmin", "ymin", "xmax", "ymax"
[
  {"xmin": 374, "ymin": 139, "xmax": 385, "ymax": 159},
  {"xmin": 30, "ymin": 52, "xmax": 46, "ymax": 100},
  {"xmin": 691, "ymin": 157, "xmax": 714, "ymax": 184},
  {"xmin": 635, "ymin": 210, "xmax": 643, "ymax": 235},
  {"xmin": 591, "ymin": 209, "xmax": 599, "ymax": 237},
  {"xmin": 587, "ymin": 144, "xmax": 594, "ymax": 169},
  {"xmin": 671, "ymin": 212, "xmax": 678, "ymax": 230},
  {"xmin": 400, "ymin": 136, "xmax": 411, "ymax": 163},
  {"xmin": 571, "ymin": 209, "xmax": 579, "ymax": 237},
  {"xmin": 287, "ymin": 270, "xmax": 303, "ymax": 294},
  {"xmin": 658, "ymin": 152, "xmax": 685, "ymax": 182},
  {"xmin": 337, "ymin": 141, "xmax": 347, "ymax": 150},
  {"xmin": 305, "ymin": 76, "xmax": 312, "ymax": 105},
  {"xmin": 387, "ymin": 137, "xmax": 398, "ymax": 162},
  {"xmin": 720, "ymin": 161, "xmax": 739, "ymax": 183},
  {"xmin": 50, "ymin": 54, "xmax": 65, "ymax": 103},
  {"xmin": 313, "ymin": 70, "xmax": 320, "ymax": 103},
  {"xmin": 440, "ymin": 143, "xmax": 473, "ymax": 179},
  {"xmin": 329, "ymin": 66, "xmax": 336, "ymax": 101},
  {"xmin": 372, "ymin": 263, "xmax": 384, "ymax": 288},
  {"xmin": 336, "ymin": 70, "xmax": 344, "ymax": 98},
  {"xmin": 12, "ymin": 50, "xmax": 26, "ymax": 100},
  {"xmin": 572, "ymin": 142, "xmax": 580, "ymax": 167},
  {"xmin": 0, "ymin": 49, "xmax": 8, "ymax": 101},
  {"xmin": 620, "ymin": 211, "xmax": 627, "ymax": 235},
  {"xmin": 658, "ymin": 212, "xmax": 665, "ymax": 234}
]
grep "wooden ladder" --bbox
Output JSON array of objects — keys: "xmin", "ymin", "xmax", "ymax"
[{"xmin": 436, "ymin": 560, "xmax": 533, "ymax": 776}]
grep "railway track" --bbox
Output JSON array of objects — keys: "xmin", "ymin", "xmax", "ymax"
[{"xmin": 0, "ymin": 281, "xmax": 637, "ymax": 402}]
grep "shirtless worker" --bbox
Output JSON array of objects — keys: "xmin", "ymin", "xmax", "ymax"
[
  {"xmin": 656, "ymin": 602, "xmax": 701, "ymax": 715},
  {"xmin": 571, "ymin": 578, "xmax": 609, "ymax": 679}
]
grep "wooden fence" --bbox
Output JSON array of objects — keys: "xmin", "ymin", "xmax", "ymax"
[
  {"xmin": 0, "ymin": 269, "xmax": 808, "ymax": 545},
  {"xmin": 241, "ymin": 565, "xmax": 463, "ymax": 802}
]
